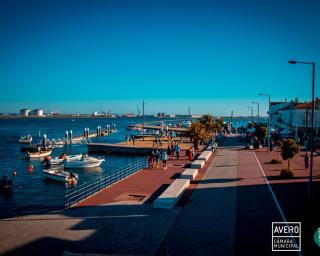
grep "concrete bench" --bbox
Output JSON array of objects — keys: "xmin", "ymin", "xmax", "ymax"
[
  {"xmin": 198, "ymin": 151, "xmax": 212, "ymax": 162},
  {"xmin": 205, "ymin": 146, "xmax": 215, "ymax": 152},
  {"xmin": 181, "ymin": 168, "xmax": 198, "ymax": 181},
  {"xmin": 191, "ymin": 160, "xmax": 205, "ymax": 169},
  {"xmin": 153, "ymin": 179, "xmax": 190, "ymax": 209}
]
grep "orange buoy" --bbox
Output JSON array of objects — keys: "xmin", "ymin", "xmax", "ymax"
[{"xmin": 28, "ymin": 164, "xmax": 33, "ymax": 173}]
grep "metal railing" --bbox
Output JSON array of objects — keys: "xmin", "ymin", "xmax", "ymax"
[{"xmin": 64, "ymin": 158, "xmax": 148, "ymax": 209}]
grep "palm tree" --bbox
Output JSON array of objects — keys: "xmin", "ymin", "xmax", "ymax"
[
  {"xmin": 199, "ymin": 115, "xmax": 215, "ymax": 134},
  {"xmin": 189, "ymin": 122, "xmax": 208, "ymax": 149}
]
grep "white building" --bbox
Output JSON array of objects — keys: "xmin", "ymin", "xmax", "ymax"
[{"xmin": 270, "ymin": 99, "xmax": 320, "ymax": 140}]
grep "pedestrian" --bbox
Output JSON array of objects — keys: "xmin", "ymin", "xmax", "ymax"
[
  {"xmin": 162, "ymin": 150, "xmax": 168, "ymax": 170},
  {"xmin": 304, "ymin": 153, "xmax": 310, "ymax": 170},
  {"xmin": 188, "ymin": 147, "xmax": 193, "ymax": 161},
  {"xmin": 150, "ymin": 150, "xmax": 155, "ymax": 168},
  {"xmin": 132, "ymin": 136, "xmax": 135, "ymax": 146},
  {"xmin": 175, "ymin": 144, "xmax": 181, "ymax": 160},
  {"xmin": 270, "ymin": 139, "xmax": 274, "ymax": 152},
  {"xmin": 167, "ymin": 145, "xmax": 172, "ymax": 158},
  {"xmin": 125, "ymin": 134, "xmax": 128, "ymax": 144},
  {"xmin": 155, "ymin": 150, "xmax": 161, "ymax": 168}
]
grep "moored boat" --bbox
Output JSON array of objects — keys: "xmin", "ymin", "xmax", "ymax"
[
  {"xmin": 50, "ymin": 154, "xmax": 82, "ymax": 165},
  {"xmin": 19, "ymin": 135, "xmax": 33, "ymax": 144},
  {"xmin": 64, "ymin": 156, "xmax": 105, "ymax": 169},
  {"xmin": 27, "ymin": 149, "xmax": 52, "ymax": 158},
  {"xmin": 42, "ymin": 168, "xmax": 78, "ymax": 183}
]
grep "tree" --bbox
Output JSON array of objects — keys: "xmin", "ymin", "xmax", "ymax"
[
  {"xmin": 281, "ymin": 139, "xmax": 300, "ymax": 170},
  {"xmin": 255, "ymin": 124, "xmax": 268, "ymax": 143},
  {"xmin": 215, "ymin": 117, "xmax": 224, "ymax": 133},
  {"xmin": 189, "ymin": 122, "xmax": 208, "ymax": 149},
  {"xmin": 199, "ymin": 115, "xmax": 215, "ymax": 135}
]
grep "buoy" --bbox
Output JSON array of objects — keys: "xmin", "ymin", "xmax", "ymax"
[
  {"xmin": 28, "ymin": 164, "xmax": 33, "ymax": 173},
  {"xmin": 12, "ymin": 171, "xmax": 17, "ymax": 176}
]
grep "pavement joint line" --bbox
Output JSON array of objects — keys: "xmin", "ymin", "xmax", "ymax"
[{"xmin": 253, "ymin": 151, "xmax": 302, "ymax": 256}]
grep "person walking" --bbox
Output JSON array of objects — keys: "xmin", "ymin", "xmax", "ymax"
[
  {"xmin": 167, "ymin": 145, "xmax": 172, "ymax": 159},
  {"xmin": 155, "ymin": 150, "xmax": 161, "ymax": 168},
  {"xmin": 132, "ymin": 136, "xmax": 135, "ymax": 146},
  {"xmin": 175, "ymin": 144, "xmax": 181, "ymax": 160},
  {"xmin": 150, "ymin": 150, "xmax": 155, "ymax": 168},
  {"xmin": 188, "ymin": 147, "xmax": 193, "ymax": 161},
  {"xmin": 162, "ymin": 150, "xmax": 168, "ymax": 170},
  {"xmin": 304, "ymin": 153, "xmax": 310, "ymax": 171}
]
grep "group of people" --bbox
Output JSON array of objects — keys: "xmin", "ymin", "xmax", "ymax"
[{"xmin": 149, "ymin": 149, "xmax": 168, "ymax": 170}]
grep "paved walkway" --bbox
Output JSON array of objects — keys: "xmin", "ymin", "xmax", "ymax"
[
  {"xmin": 0, "ymin": 151, "xmax": 215, "ymax": 256},
  {"xmin": 158, "ymin": 136, "xmax": 285, "ymax": 255}
]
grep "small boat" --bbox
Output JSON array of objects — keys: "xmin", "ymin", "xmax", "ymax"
[
  {"xmin": 51, "ymin": 154, "xmax": 82, "ymax": 165},
  {"xmin": 19, "ymin": 135, "xmax": 32, "ymax": 144},
  {"xmin": 42, "ymin": 168, "xmax": 78, "ymax": 183},
  {"xmin": 64, "ymin": 156, "xmax": 105, "ymax": 169},
  {"xmin": 27, "ymin": 149, "xmax": 52, "ymax": 158}
]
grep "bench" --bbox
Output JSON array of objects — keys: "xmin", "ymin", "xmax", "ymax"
[
  {"xmin": 191, "ymin": 160, "xmax": 205, "ymax": 169},
  {"xmin": 153, "ymin": 179, "xmax": 190, "ymax": 209},
  {"xmin": 198, "ymin": 151, "xmax": 212, "ymax": 162},
  {"xmin": 181, "ymin": 168, "xmax": 198, "ymax": 181}
]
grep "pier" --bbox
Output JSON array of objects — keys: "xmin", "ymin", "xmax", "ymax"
[
  {"xmin": 88, "ymin": 137, "xmax": 194, "ymax": 155},
  {"xmin": 128, "ymin": 124, "xmax": 189, "ymax": 133}
]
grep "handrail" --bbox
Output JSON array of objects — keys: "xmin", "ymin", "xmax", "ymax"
[{"xmin": 64, "ymin": 157, "xmax": 148, "ymax": 209}]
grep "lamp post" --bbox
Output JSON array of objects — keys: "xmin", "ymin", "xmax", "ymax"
[
  {"xmin": 252, "ymin": 101, "xmax": 260, "ymax": 122},
  {"xmin": 142, "ymin": 100, "xmax": 145, "ymax": 141},
  {"xmin": 259, "ymin": 93, "xmax": 271, "ymax": 151},
  {"xmin": 248, "ymin": 106, "xmax": 254, "ymax": 122},
  {"xmin": 288, "ymin": 60, "xmax": 316, "ymax": 196}
]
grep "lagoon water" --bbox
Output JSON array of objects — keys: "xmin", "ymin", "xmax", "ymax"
[
  {"xmin": 0, "ymin": 116, "xmax": 263, "ymax": 218},
  {"xmin": 0, "ymin": 117, "xmax": 153, "ymax": 218}
]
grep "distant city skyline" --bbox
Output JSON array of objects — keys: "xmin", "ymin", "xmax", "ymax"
[{"xmin": 1, "ymin": 0, "xmax": 319, "ymax": 115}]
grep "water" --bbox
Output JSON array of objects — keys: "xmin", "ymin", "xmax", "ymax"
[
  {"xmin": 0, "ymin": 116, "xmax": 262, "ymax": 218},
  {"xmin": 0, "ymin": 117, "xmax": 159, "ymax": 218}
]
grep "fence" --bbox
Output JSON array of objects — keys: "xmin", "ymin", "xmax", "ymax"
[{"xmin": 64, "ymin": 158, "xmax": 148, "ymax": 209}]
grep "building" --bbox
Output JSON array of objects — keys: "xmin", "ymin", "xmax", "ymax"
[
  {"xmin": 20, "ymin": 109, "xmax": 31, "ymax": 116},
  {"xmin": 31, "ymin": 109, "xmax": 44, "ymax": 117},
  {"xmin": 270, "ymin": 99, "xmax": 320, "ymax": 140}
]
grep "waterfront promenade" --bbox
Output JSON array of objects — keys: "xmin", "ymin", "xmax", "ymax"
[{"xmin": 1, "ymin": 135, "xmax": 319, "ymax": 255}]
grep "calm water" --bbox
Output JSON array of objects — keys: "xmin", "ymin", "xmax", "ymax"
[
  {"xmin": 0, "ymin": 117, "xmax": 159, "ymax": 218},
  {"xmin": 0, "ymin": 116, "xmax": 262, "ymax": 218}
]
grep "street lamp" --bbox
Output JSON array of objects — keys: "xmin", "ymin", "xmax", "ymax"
[
  {"xmin": 248, "ymin": 106, "xmax": 254, "ymax": 122},
  {"xmin": 251, "ymin": 101, "xmax": 260, "ymax": 122},
  {"xmin": 288, "ymin": 59, "xmax": 316, "ymax": 197},
  {"xmin": 259, "ymin": 93, "xmax": 271, "ymax": 151}
]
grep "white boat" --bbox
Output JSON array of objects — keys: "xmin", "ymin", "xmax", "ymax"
[
  {"xmin": 42, "ymin": 168, "xmax": 78, "ymax": 182},
  {"xmin": 27, "ymin": 149, "xmax": 52, "ymax": 158},
  {"xmin": 64, "ymin": 156, "xmax": 105, "ymax": 169},
  {"xmin": 51, "ymin": 154, "xmax": 82, "ymax": 165},
  {"xmin": 19, "ymin": 135, "xmax": 32, "ymax": 144}
]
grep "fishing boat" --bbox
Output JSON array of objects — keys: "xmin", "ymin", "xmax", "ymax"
[
  {"xmin": 19, "ymin": 135, "xmax": 32, "ymax": 144},
  {"xmin": 27, "ymin": 149, "xmax": 52, "ymax": 158},
  {"xmin": 42, "ymin": 168, "xmax": 78, "ymax": 183},
  {"xmin": 64, "ymin": 156, "xmax": 105, "ymax": 169}
]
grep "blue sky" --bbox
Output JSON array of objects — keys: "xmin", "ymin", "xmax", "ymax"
[{"xmin": 0, "ymin": 0, "xmax": 319, "ymax": 115}]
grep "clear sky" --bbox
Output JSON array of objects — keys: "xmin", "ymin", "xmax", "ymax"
[{"xmin": 0, "ymin": 0, "xmax": 319, "ymax": 115}]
